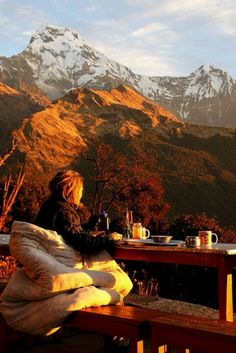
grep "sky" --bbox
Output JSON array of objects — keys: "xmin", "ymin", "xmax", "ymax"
[{"xmin": 0, "ymin": 0, "xmax": 236, "ymax": 78}]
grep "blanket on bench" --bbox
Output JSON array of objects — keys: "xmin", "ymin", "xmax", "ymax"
[{"xmin": 0, "ymin": 221, "xmax": 132, "ymax": 335}]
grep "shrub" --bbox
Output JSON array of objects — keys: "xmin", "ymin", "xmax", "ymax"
[
  {"xmin": 119, "ymin": 261, "xmax": 159, "ymax": 297},
  {"xmin": 0, "ymin": 255, "xmax": 16, "ymax": 283},
  {"xmin": 169, "ymin": 212, "xmax": 236, "ymax": 242}
]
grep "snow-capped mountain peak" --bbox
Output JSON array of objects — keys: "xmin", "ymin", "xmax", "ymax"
[
  {"xmin": 21, "ymin": 24, "xmax": 137, "ymax": 99},
  {"xmin": 200, "ymin": 63, "xmax": 217, "ymax": 73},
  {"xmin": 26, "ymin": 24, "xmax": 87, "ymax": 78},
  {"xmin": 29, "ymin": 24, "xmax": 85, "ymax": 48},
  {"xmin": 0, "ymin": 24, "xmax": 235, "ymax": 128},
  {"xmin": 185, "ymin": 64, "xmax": 234, "ymax": 99}
]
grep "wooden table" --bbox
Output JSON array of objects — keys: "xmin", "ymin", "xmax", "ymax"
[
  {"xmin": 1, "ymin": 235, "xmax": 236, "ymax": 322},
  {"xmin": 0, "ymin": 235, "xmax": 10, "ymax": 257},
  {"xmin": 113, "ymin": 241, "xmax": 236, "ymax": 322}
]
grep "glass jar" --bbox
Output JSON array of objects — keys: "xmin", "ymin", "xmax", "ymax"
[{"xmin": 132, "ymin": 223, "xmax": 142, "ymax": 239}]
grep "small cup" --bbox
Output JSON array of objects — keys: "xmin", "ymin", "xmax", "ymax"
[
  {"xmin": 185, "ymin": 236, "xmax": 201, "ymax": 248},
  {"xmin": 198, "ymin": 231, "xmax": 218, "ymax": 246},
  {"xmin": 142, "ymin": 227, "xmax": 150, "ymax": 239}
]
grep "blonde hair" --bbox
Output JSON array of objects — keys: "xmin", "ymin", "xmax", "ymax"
[{"xmin": 49, "ymin": 170, "xmax": 84, "ymax": 206}]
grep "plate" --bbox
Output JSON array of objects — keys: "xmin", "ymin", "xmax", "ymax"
[
  {"xmin": 121, "ymin": 238, "xmax": 154, "ymax": 244},
  {"xmin": 121, "ymin": 238, "xmax": 185, "ymax": 246}
]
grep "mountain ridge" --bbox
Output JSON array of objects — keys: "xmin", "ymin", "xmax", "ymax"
[
  {"xmin": 1, "ymin": 84, "xmax": 235, "ymax": 227},
  {"xmin": 0, "ymin": 82, "xmax": 48, "ymax": 146},
  {"xmin": 0, "ymin": 24, "xmax": 235, "ymax": 128},
  {"xmin": 13, "ymin": 84, "xmax": 182, "ymax": 175}
]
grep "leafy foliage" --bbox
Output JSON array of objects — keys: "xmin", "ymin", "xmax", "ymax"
[
  {"xmin": 82, "ymin": 142, "xmax": 170, "ymax": 232},
  {"xmin": 0, "ymin": 256, "xmax": 16, "ymax": 283},
  {"xmin": 169, "ymin": 212, "xmax": 236, "ymax": 242},
  {"xmin": 119, "ymin": 261, "xmax": 159, "ymax": 297},
  {"xmin": 138, "ymin": 131, "xmax": 236, "ymax": 227},
  {"xmin": 11, "ymin": 179, "xmax": 47, "ymax": 225}
]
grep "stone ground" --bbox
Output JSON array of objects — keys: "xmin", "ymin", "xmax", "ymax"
[{"xmin": 5, "ymin": 293, "xmax": 231, "ymax": 353}]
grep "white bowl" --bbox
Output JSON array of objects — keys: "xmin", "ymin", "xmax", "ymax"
[{"xmin": 152, "ymin": 235, "xmax": 173, "ymax": 243}]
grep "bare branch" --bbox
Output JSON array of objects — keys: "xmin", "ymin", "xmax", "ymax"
[
  {"xmin": 0, "ymin": 166, "xmax": 25, "ymax": 232},
  {"xmin": 0, "ymin": 134, "xmax": 17, "ymax": 168}
]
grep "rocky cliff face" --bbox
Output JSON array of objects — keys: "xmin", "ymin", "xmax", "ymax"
[{"xmin": 0, "ymin": 25, "xmax": 235, "ymax": 128}]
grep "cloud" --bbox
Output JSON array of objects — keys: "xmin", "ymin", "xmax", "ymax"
[
  {"xmin": 158, "ymin": 0, "xmax": 210, "ymax": 14},
  {"xmin": 22, "ymin": 30, "xmax": 34, "ymax": 37},
  {"xmin": 0, "ymin": 1, "xmax": 51, "ymax": 29},
  {"xmin": 13, "ymin": 4, "xmax": 49, "ymax": 25},
  {"xmin": 129, "ymin": 22, "xmax": 179, "ymax": 49},
  {"xmin": 129, "ymin": 0, "xmax": 236, "ymax": 35},
  {"xmin": 156, "ymin": 0, "xmax": 236, "ymax": 36},
  {"xmin": 0, "ymin": 0, "xmax": 235, "ymax": 77},
  {"xmin": 91, "ymin": 31, "xmax": 179, "ymax": 76},
  {"xmin": 212, "ymin": 5, "xmax": 236, "ymax": 35},
  {"xmin": 116, "ymin": 50, "xmax": 178, "ymax": 76},
  {"xmin": 0, "ymin": 1, "xmax": 52, "ymax": 55},
  {"xmin": 86, "ymin": 6, "xmax": 96, "ymax": 12},
  {"xmin": 131, "ymin": 23, "xmax": 170, "ymax": 37},
  {"xmin": 0, "ymin": 15, "xmax": 8, "ymax": 26}
]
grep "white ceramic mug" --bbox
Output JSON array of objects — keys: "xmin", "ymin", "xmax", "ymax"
[
  {"xmin": 142, "ymin": 227, "xmax": 150, "ymax": 239},
  {"xmin": 198, "ymin": 230, "xmax": 218, "ymax": 246}
]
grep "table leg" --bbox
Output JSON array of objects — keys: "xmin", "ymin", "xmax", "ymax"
[
  {"xmin": 218, "ymin": 261, "xmax": 233, "ymax": 321},
  {"xmin": 130, "ymin": 339, "xmax": 144, "ymax": 353}
]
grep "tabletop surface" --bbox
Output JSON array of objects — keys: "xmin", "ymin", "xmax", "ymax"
[
  {"xmin": 1, "ymin": 234, "xmax": 236, "ymax": 255},
  {"xmin": 0, "ymin": 234, "xmax": 10, "ymax": 245},
  {"xmin": 116, "ymin": 239, "xmax": 236, "ymax": 255}
]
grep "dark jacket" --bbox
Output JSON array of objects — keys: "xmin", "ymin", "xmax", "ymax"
[{"xmin": 34, "ymin": 195, "xmax": 114, "ymax": 254}]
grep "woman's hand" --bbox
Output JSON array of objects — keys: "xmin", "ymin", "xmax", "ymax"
[{"xmin": 89, "ymin": 230, "xmax": 106, "ymax": 237}]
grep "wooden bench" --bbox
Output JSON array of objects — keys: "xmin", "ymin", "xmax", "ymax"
[
  {"xmin": 3, "ymin": 299, "xmax": 236, "ymax": 353},
  {"xmin": 150, "ymin": 312, "xmax": 236, "ymax": 353},
  {"xmin": 0, "ymin": 286, "xmax": 33, "ymax": 353},
  {"xmin": 0, "ymin": 304, "xmax": 157, "ymax": 353},
  {"xmin": 0, "ymin": 313, "xmax": 33, "ymax": 353},
  {"xmin": 67, "ymin": 305, "xmax": 159, "ymax": 353}
]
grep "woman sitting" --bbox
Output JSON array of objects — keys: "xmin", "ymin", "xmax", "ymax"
[
  {"xmin": 35, "ymin": 169, "xmax": 115, "ymax": 254},
  {"xmin": 0, "ymin": 170, "xmax": 132, "ymax": 336}
]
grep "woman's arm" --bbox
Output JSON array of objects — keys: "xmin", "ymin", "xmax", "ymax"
[
  {"xmin": 54, "ymin": 208, "xmax": 115, "ymax": 254},
  {"xmin": 62, "ymin": 231, "xmax": 115, "ymax": 253},
  {"xmin": 82, "ymin": 214, "xmax": 99, "ymax": 231}
]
